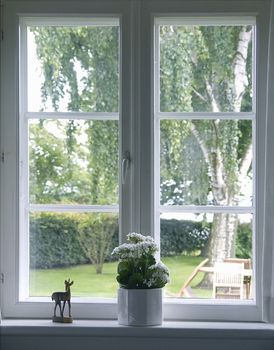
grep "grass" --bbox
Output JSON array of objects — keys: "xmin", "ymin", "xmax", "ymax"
[
  {"xmin": 30, "ymin": 262, "xmax": 119, "ymax": 297},
  {"xmin": 162, "ymin": 255, "xmax": 212, "ymax": 298},
  {"xmin": 30, "ymin": 255, "xmax": 212, "ymax": 299}
]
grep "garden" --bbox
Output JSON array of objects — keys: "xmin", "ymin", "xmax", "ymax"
[
  {"xmin": 27, "ymin": 23, "xmax": 253, "ymax": 300},
  {"xmin": 30, "ymin": 213, "xmax": 251, "ymax": 298}
]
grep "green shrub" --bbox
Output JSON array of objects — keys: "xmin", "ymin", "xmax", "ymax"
[
  {"xmin": 78, "ymin": 213, "xmax": 118, "ymax": 274},
  {"xmin": 236, "ymin": 222, "xmax": 252, "ymax": 259},
  {"xmin": 30, "ymin": 212, "xmax": 87, "ymax": 269},
  {"xmin": 160, "ymin": 219, "xmax": 210, "ymax": 256},
  {"xmin": 30, "ymin": 213, "xmax": 251, "ymax": 269},
  {"xmin": 30, "ymin": 212, "xmax": 119, "ymax": 269}
]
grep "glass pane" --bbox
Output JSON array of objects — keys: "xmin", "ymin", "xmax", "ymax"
[
  {"xmin": 160, "ymin": 119, "xmax": 253, "ymax": 206},
  {"xmin": 27, "ymin": 25, "xmax": 119, "ymax": 112},
  {"xmin": 29, "ymin": 212, "xmax": 119, "ymax": 297},
  {"xmin": 161, "ymin": 213, "xmax": 253, "ymax": 300},
  {"xmin": 159, "ymin": 25, "xmax": 253, "ymax": 112},
  {"xmin": 29, "ymin": 119, "xmax": 118, "ymax": 205}
]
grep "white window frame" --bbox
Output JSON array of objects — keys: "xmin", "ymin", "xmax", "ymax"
[
  {"xmin": 0, "ymin": 1, "xmax": 135, "ymax": 319},
  {"xmin": 19, "ymin": 16, "xmax": 121, "ymax": 302},
  {"xmin": 0, "ymin": 0, "xmax": 272, "ymax": 322},
  {"xmin": 138, "ymin": 0, "xmax": 271, "ymax": 322},
  {"xmin": 154, "ymin": 16, "xmax": 257, "ymax": 314}
]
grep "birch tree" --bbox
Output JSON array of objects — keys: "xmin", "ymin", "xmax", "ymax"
[{"xmin": 160, "ymin": 25, "xmax": 253, "ymax": 280}]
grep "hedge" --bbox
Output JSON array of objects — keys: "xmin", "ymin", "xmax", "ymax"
[
  {"xmin": 160, "ymin": 219, "xmax": 210, "ymax": 256},
  {"xmin": 235, "ymin": 222, "xmax": 252, "ymax": 259},
  {"xmin": 30, "ymin": 213, "xmax": 88, "ymax": 269},
  {"xmin": 29, "ymin": 213, "xmax": 251, "ymax": 269}
]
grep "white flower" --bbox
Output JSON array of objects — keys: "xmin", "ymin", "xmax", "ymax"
[
  {"xmin": 150, "ymin": 261, "xmax": 169, "ymax": 274},
  {"xmin": 112, "ymin": 233, "xmax": 158, "ymax": 260},
  {"xmin": 143, "ymin": 262, "xmax": 170, "ymax": 287},
  {"xmin": 127, "ymin": 232, "xmax": 155, "ymax": 244},
  {"xmin": 127, "ymin": 232, "xmax": 145, "ymax": 243}
]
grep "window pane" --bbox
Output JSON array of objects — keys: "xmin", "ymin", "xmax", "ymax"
[
  {"xmin": 159, "ymin": 25, "xmax": 253, "ymax": 112},
  {"xmin": 161, "ymin": 213, "xmax": 253, "ymax": 300},
  {"xmin": 27, "ymin": 25, "xmax": 119, "ymax": 112},
  {"xmin": 29, "ymin": 119, "xmax": 119, "ymax": 205},
  {"xmin": 29, "ymin": 212, "xmax": 119, "ymax": 297},
  {"xmin": 160, "ymin": 119, "xmax": 253, "ymax": 206}
]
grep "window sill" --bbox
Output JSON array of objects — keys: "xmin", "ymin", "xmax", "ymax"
[{"xmin": 1, "ymin": 319, "xmax": 274, "ymax": 339}]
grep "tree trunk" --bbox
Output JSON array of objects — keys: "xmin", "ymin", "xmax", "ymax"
[
  {"xmin": 96, "ymin": 263, "xmax": 103, "ymax": 274},
  {"xmin": 199, "ymin": 211, "xmax": 239, "ymax": 288}
]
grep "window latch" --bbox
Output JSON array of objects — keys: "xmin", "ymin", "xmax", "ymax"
[{"xmin": 122, "ymin": 151, "xmax": 130, "ymax": 185}]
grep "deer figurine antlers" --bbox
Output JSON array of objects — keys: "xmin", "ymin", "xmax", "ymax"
[{"xmin": 52, "ymin": 279, "xmax": 74, "ymax": 323}]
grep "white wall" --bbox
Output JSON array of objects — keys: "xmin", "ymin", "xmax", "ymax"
[{"xmin": 1, "ymin": 333, "xmax": 274, "ymax": 350}]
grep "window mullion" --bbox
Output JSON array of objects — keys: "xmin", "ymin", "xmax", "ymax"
[
  {"xmin": 24, "ymin": 112, "xmax": 119, "ymax": 121},
  {"xmin": 156, "ymin": 112, "xmax": 255, "ymax": 120},
  {"xmin": 159, "ymin": 205, "xmax": 254, "ymax": 214},
  {"xmin": 29, "ymin": 204, "xmax": 119, "ymax": 213}
]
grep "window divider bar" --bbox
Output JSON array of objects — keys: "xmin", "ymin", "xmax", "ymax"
[
  {"xmin": 158, "ymin": 205, "xmax": 254, "ymax": 214},
  {"xmin": 25, "ymin": 112, "xmax": 119, "ymax": 120},
  {"xmin": 29, "ymin": 204, "xmax": 119, "ymax": 213},
  {"xmin": 156, "ymin": 112, "xmax": 255, "ymax": 120},
  {"xmin": 155, "ymin": 16, "xmax": 256, "ymax": 26},
  {"xmin": 23, "ymin": 17, "xmax": 120, "ymax": 27}
]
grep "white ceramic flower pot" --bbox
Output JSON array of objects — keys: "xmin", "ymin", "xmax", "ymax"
[{"xmin": 118, "ymin": 288, "xmax": 162, "ymax": 326}]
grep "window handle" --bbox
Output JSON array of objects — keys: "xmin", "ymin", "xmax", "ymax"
[{"xmin": 122, "ymin": 151, "xmax": 130, "ymax": 185}]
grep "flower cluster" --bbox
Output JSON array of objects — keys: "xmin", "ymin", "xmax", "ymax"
[
  {"xmin": 112, "ymin": 233, "xmax": 158, "ymax": 260},
  {"xmin": 112, "ymin": 233, "xmax": 170, "ymax": 289},
  {"xmin": 145, "ymin": 262, "xmax": 170, "ymax": 288}
]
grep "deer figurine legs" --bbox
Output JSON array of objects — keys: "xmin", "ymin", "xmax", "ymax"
[
  {"xmin": 53, "ymin": 299, "xmax": 63, "ymax": 317},
  {"xmin": 62, "ymin": 300, "xmax": 71, "ymax": 317}
]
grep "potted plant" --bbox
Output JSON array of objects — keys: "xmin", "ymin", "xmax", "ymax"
[{"xmin": 112, "ymin": 232, "xmax": 169, "ymax": 326}]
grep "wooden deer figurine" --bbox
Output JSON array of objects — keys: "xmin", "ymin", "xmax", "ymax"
[{"xmin": 52, "ymin": 279, "xmax": 74, "ymax": 322}]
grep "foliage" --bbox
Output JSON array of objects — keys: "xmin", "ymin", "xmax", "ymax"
[
  {"xmin": 160, "ymin": 24, "xmax": 253, "ymax": 207},
  {"xmin": 86, "ymin": 120, "xmax": 118, "ymax": 205},
  {"xmin": 236, "ymin": 222, "xmax": 252, "ymax": 259},
  {"xmin": 112, "ymin": 233, "xmax": 170, "ymax": 289},
  {"xmin": 159, "ymin": 24, "xmax": 253, "ymax": 266},
  {"xmin": 29, "ymin": 120, "xmax": 87, "ymax": 204},
  {"xmin": 78, "ymin": 213, "xmax": 118, "ymax": 274},
  {"xmin": 29, "ymin": 23, "xmax": 254, "ymax": 270},
  {"xmin": 30, "ymin": 212, "xmax": 251, "ymax": 270},
  {"xmin": 30, "ymin": 213, "xmax": 118, "ymax": 269},
  {"xmin": 29, "ymin": 212, "xmax": 87, "ymax": 269},
  {"xmin": 32, "ymin": 26, "xmax": 119, "ymax": 112},
  {"xmin": 30, "ymin": 26, "xmax": 119, "ymax": 205},
  {"xmin": 29, "ymin": 215, "xmax": 209, "ymax": 269},
  {"xmin": 160, "ymin": 219, "xmax": 210, "ymax": 256}
]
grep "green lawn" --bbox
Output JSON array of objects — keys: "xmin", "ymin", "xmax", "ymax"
[{"xmin": 30, "ymin": 255, "xmax": 212, "ymax": 299}]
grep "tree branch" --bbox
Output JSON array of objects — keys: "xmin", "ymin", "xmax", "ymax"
[
  {"xmin": 189, "ymin": 122, "xmax": 211, "ymax": 166},
  {"xmin": 191, "ymin": 86, "xmax": 208, "ymax": 103}
]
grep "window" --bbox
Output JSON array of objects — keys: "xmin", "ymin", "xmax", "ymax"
[
  {"xmin": 154, "ymin": 18, "xmax": 255, "ymax": 301},
  {"xmin": 0, "ymin": 0, "xmax": 272, "ymax": 322},
  {"xmin": 20, "ymin": 17, "xmax": 120, "ymax": 300}
]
